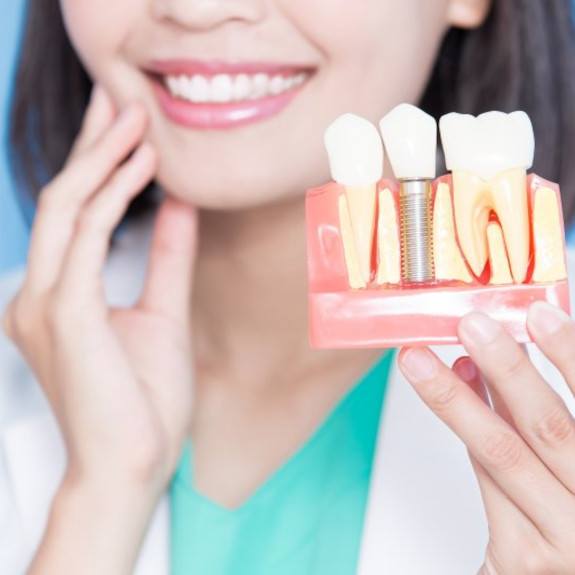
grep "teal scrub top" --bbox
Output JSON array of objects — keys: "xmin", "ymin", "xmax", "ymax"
[{"xmin": 169, "ymin": 351, "xmax": 395, "ymax": 575}]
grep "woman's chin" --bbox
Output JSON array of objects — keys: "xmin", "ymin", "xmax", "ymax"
[{"xmin": 155, "ymin": 172, "xmax": 291, "ymax": 211}]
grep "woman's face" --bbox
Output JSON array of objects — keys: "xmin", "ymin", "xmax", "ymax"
[{"xmin": 60, "ymin": 0, "xmax": 488, "ymax": 210}]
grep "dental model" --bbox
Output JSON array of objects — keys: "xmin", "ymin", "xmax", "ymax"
[
  {"xmin": 380, "ymin": 104, "xmax": 437, "ymax": 284},
  {"xmin": 306, "ymin": 106, "xmax": 570, "ymax": 347},
  {"xmin": 324, "ymin": 114, "xmax": 384, "ymax": 288}
]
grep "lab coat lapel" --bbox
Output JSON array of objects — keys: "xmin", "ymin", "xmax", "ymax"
[
  {"xmin": 357, "ymin": 349, "xmax": 488, "ymax": 575},
  {"xmin": 1, "ymin": 408, "xmax": 171, "ymax": 575}
]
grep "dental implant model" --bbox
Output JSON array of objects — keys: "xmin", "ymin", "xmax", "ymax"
[
  {"xmin": 306, "ymin": 106, "xmax": 570, "ymax": 348},
  {"xmin": 380, "ymin": 104, "xmax": 437, "ymax": 284}
]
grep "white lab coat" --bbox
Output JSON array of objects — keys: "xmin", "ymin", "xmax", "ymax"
[{"xmin": 1, "ymin": 211, "xmax": 574, "ymax": 575}]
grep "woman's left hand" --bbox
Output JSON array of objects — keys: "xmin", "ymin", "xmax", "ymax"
[{"xmin": 398, "ymin": 301, "xmax": 575, "ymax": 575}]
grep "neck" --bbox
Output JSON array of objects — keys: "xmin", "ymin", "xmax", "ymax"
[
  {"xmin": 192, "ymin": 196, "xmax": 380, "ymax": 387},
  {"xmin": 194, "ymin": 196, "xmax": 308, "ymax": 377}
]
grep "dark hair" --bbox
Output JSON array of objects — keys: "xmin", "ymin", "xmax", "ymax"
[{"xmin": 9, "ymin": 0, "xmax": 575, "ymax": 225}]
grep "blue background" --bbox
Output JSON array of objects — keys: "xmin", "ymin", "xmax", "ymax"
[
  {"xmin": 1, "ymin": 0, "xmax": 28, "ymax": 273},
  {"xmin": 1, "ymin": 2, "xmax": 574, "ymax": 274}
]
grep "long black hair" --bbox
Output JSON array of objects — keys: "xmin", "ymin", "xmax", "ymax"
[{"xmin": 9, "ymin": 0, "xmax": 575, "ymax": 224}]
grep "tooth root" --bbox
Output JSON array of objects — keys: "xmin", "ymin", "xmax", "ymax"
[
  {"xmin": 532, "ymin": 187, "xmax": 568, "ymax": 283},
  {"xmin": 452, "ymin": 168, "xmax": 530, "ymax": 283},
  {"xmin": 452, "ymin": 171, "xmax": 491, "ymax": 277},
  {"xmin": 345, "ymin": 185, "xmax": 377, "ymax": 284},
  {"xmin": 491, "ymin": 169, "xmax": 530, "ymax": 283},
  {"xmin": 338, "ymin": 194, "xmax": 367, "ymax": 289},
  {"xmin": 376, "ymin": 188, "xmax": 400, "ymax": 285},
  {"xmin": 433, "ymin": 183, "xmax": 473, "ymax": 283},
  {"xmin": 487, "ymin": 222, "xmax": 513, "ymax": 285}
]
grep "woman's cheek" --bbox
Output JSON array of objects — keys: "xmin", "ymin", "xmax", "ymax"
[
  {"xmin": 282, "ymin": 0, "xmax": 448, "ymax": 118},
  {"xmin": 59, "ymin": 0, "xmax": 138, "ymax": 97}
]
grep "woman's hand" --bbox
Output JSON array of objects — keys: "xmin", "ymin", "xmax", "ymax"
[
  {"xmin": 2, "ymin": 86, "xmax": 198, "ymax": 573},
  {"xmin": 399, "ymin": 303, "xmax": 575, "ymax": 575}
]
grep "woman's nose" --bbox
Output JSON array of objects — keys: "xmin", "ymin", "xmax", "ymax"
[{"xmin": 152, "ymin": 0, "xmax": 266, "ymax": 31}]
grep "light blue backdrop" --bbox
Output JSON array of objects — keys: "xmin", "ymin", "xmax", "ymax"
[
  {"xmin": 1, "ymin": 3, "xmax": 575, "ymax": 274},
  {"xmin": 1, "ymin": 0, "xmax": 28, "ymax": 274}
]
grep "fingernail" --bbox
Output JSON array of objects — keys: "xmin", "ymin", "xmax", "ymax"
[
  {"xmin": 528, "ymin": 301, "xmax": 569, "ymax": 336},
  {"xmin": 400, "ymin": 348, "xmax": 437, "ymax": 382},
  {"xmin": 455, "ymin": 358, "xmax": 477, "ymax": 383},
  {"xmin": 460, "ymin": 313, "xmax": 501, "ymax": 345}
]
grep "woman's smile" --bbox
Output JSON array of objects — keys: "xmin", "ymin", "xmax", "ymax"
[{"xmin": 146, "ymin": 59, "xmax": 316, "ymax": 129}]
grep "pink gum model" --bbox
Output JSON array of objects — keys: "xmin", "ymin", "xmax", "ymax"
[{"xmin": 306, "ymin": 174, "xmax": 571, "ymax": 348}]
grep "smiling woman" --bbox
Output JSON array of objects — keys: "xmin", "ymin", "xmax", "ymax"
[{"xmin": 3, "ymin": 1, "xmax": 575, "ymax": 575}]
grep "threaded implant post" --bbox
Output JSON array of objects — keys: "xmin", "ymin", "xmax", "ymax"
[{"xmin": 399, "ymin": 179, "xmax": 435, "ymax": 284}]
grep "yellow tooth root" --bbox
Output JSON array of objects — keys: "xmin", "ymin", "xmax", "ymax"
[
  {"xmin": 345, "ymin": 185, "xmax": 377, "ymax": 285},
  {"xmin": 453, "ymin": 168, "xmax": 530, "ymax": 284},
  {"xmin": 433, "ymin": 183, "xmax": 473, "ymax": 283},
  {"xmin": 376, "ymin": 188, "xmax": 401, "ymax": 285},
  {"xmin": 532, "ymin": 187, "xmax": 568, "ymax": 283},
  {"xmin": 487, "ymin": 222, "xmax": 513, "ymax": 285},
  {"xmin": 338, "ymin": 194, "xmax": 367, "ymax": 289}
]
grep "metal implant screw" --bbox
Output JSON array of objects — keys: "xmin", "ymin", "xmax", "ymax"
[{"xmin": 399, "ymin": 179, "xmax": 435, "ymax": 284}]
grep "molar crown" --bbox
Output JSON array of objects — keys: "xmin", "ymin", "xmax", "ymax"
[
  {"xmin": 440, "ymin": 111, "xmax": 535, "ymax": 180},
  {"xmin": 324, "ymin": 114, "xmax": 384, "ymax": 186}
]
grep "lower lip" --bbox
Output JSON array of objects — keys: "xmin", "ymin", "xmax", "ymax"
[{"xmin": 152, "ymin": 76, "xmax": 307, "ymax": 130}]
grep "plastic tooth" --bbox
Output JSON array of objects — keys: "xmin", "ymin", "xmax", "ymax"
[
  {"xmin": 532, "ymin": 187, "xmax": 568, "ymax": 282},
  {"xmin": 440, "ymin": 111, "xmax": 534, "ymax": 283},
  {"xmin": 324, "ymin": 114, "xmax": 383, "ymax": 287}
]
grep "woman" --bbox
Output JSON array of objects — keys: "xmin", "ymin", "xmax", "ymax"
[{"xmin": 2, "ymin": 0, "xmax": 575, "ymax": 573}]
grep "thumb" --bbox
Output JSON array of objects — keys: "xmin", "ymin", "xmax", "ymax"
[{"xmin": 138, "ymin": 197, "xmax": 198, "ymax": 323}]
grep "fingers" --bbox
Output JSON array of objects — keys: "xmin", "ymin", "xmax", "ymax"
[
  {"xmin": 56, "ymin": 143, "xmax": 157, "ymax": 306},
  {"xmin": 470, "ymin": 455, "xmax": 541, "ymax": 544},
  {"xmin": 138, "ymin": 198, "xmax": 198, "ymax": 323},
  {"xmin": 527, "ymin": 301, "xmax": 575, "ymax": 394},
  {"xmin": 398, "ymin": 347, "xmax": 575, "ymax": 540},
  {"xmin": 452, "ymin": 359, "xmax": 545, "ymax": 541},
  {"xmin": 458, "ymin": 313, "xmax": 575, "ymax": 495},
  {"xmin": 68, "ymin": 85, "xmax": 116, "ymax": 162},
  {"xmin": 25, "ymin": 102, "xmax": 148, "ymax": 295},
  {"xmin": 452, "ymin": 356, "xmax": 489, "ymax": 402}
]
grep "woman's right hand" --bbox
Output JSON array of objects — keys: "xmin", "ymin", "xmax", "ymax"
[{"xmin": 2, "ymin": 86, "xmax": 198, "ymax": 573}]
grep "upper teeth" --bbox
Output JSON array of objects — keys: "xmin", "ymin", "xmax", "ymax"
[
  {"xmin": 379, "ymin": 103, "xmax": 437, "ymax": 180},
  {"xmin": 165, "ymin": 72, "xmax": 307, "ymax": 104},
  {"xmin": 440, "ymin": 111, "xmax": 534, "ymax": 180}
]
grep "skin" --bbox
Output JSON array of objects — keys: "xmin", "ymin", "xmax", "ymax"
[{"xmin": 2, "ymin": 0, "xmax": 575, "ymax": 573}]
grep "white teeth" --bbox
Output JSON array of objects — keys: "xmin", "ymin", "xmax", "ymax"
[
  {"xmin": 211, "ymin": 74, "xmax": 234, "ymax": 103},
  {"xmin": 164, "ymin": 71, "xmax": 308, "ymax": 104},
  {"xmin": 379, "ymin": 103, "xmax": 437, "ymax": 179},
  {"xmin": 269, "ymin": 75, "xmax": 285, "ymax": 95},
  {"xmin": 251, "ymin": 73, "xmax": 269, "ymax": 99},
  {"xmin": 324, "ymin": 114, "xmax": 384, "ymax": 186},
  {"xmin": 233, "ymin": 74, "xmax": 252, "ymax": 101},
  {"xmin": 440, "ymin": 111, "xmax": 534, "ymax": 180},
  {"xmin": 189, "ymin": 75, "xmax": 209, "ymax": 103}
]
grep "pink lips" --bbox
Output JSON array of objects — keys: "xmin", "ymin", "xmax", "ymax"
[{"xmin": 147, "ymin": 60, "xmax": 312, "ymax": 130}]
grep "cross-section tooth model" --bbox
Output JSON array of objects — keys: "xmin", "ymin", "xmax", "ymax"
[
  {"xmin": 306, "ymin": 106, "xmax": 570, "ymax": 348},
  {"xmin": 440, "ymin": 111, "xmax": 533, "ymax": 283},
  {"xmin": 324, "ymin": 114, "xmax": 383, "ymax": 288}
]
